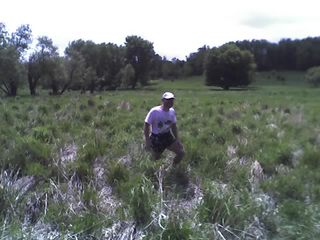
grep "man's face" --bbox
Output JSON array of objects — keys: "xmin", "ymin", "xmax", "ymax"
[{"xmin": 163, "ymin": 98, "xmax": 174, "ymax": 108}]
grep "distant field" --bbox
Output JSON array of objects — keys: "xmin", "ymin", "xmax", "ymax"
[{"xmin": 1, "ymin": 71, "xmax": 320, "ymax": 239}]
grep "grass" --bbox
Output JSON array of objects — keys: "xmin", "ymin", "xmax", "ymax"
[{"xmin": 0, "ymin": 71, "xmax": 320, "ymax": 238}]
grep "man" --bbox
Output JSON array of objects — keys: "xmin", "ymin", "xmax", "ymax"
[{"xmin": 144, "ymin": 91, "xmax": 185, "ymax": 165}]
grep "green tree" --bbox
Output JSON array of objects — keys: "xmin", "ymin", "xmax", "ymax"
[
  {"xmin": 305, "ymin": 66, "xmax": 320, "ymax": 87},
  {"xmin": 27, "ymin": 52, "xmax": 42, "ymax": 95},
  {"xmin": 97, "ymin": 43, "xmax": 125, "ymax": 90},
  {"xmin": 28, "ymin": 36, "xmax": 59, "ymax": 96},
  {"xmin": 205, "ymin": 43, "xmax": 255, "ymax": 90},
  {"xmin": 185, "ymin": 45, "xmax": 209, "ymax": 76},
  {"xmin": 161, "ymin": 57, "xmax": 183, "ymax": 80},
  {"xmin": 125, "ymin": 35, "xmax": 155, "ymax": 88},
  {"xmin": 119, "ymin": 64, "xmax": 135, "ymax": 88},
  {"xmin": 0, "ymin": 23, "xmax": 32, "ymax": 96},
  {"xmin": 63, "ymin": 49, "xmax": 87, "ymax": 92},
  {"xmin": 34, "ymin": 36, "xmax": 65, "ymax": 95},
  {"xmin": 149, "ymin": 54, "xmax": 163, "ymax": 79}
]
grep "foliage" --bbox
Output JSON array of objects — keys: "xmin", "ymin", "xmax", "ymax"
[
  {"xmin": 125, "ymin": 35, "xmax": 155, "ymax": 88},
  {"xmin": 119, "ymin": 64, "xmax": 135, "ymax": 88},
  {"xmin": 185, "ymin": 45, "xmax": 209, "ymax": 76},
  {"xmin": 236, "ymin": 37, "xmax": 320, "ymax": 71},
  {"xmin": 305, "ymin": 66, "xmax": 320, "ymax": 87},
  {"xmin": 205, "ymin": 43, "xmax": 255, "ymax": 89},
  {"xmin": 0, "ymin": 22, "xmax": 32, "ymax": 96}
]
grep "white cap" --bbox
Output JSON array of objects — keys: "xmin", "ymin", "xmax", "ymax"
[{"xmin": 162, "ymin": 92, "xmax": 175, "ymax": 99}]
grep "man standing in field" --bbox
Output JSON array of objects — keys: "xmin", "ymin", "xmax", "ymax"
[{"xmin": 144, "ymin": 92, "xmax": 185, "ymax": 165}]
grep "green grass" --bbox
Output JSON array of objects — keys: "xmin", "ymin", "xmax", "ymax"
[{"xmin": 1, "ymin": 71, "xmax": 320, "ymax": 238}]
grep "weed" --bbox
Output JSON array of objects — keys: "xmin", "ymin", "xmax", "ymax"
[
  {"xmin": 107, "ymin": 161, "xmax": 130, "ymax": 191},
  {"xmin": 262, "ymin": 173, "xmax": 305, "ymax": 201},
  {"xmin": 199, "ymin": 183, "xmax": 259, "ymax": 229},
  {"xmin": 301, "ymin": 148, "xmax": 320, "ymax": 169},
  {"xmin": 70, "ymin": 212, "xmax": 103, "ymax": 235},
  {"xmin": 162, "ymin": 214, "xmax": 192, "ymax": 240},
  {"xmin": 7, "ymin": 136, "xmax": 51, "ymax": 174},
  {"xmin": 129, "ymin": 176, "xmax": 154, "ymax": 225}
]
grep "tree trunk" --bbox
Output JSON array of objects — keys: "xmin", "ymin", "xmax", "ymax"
[
  {"xmin": 28, "ymin": 73, "xmax": 37, "ymax": 96},
  {"xmin": 9, "ymin": 81, "xmax": 17, "ymax": 96},
  {"xmin": 51, "ymin": 83, "xmax": 59, "ymax": 95}
]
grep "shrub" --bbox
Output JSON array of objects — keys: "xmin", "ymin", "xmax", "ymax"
[
  {"xmin": 205, "ymin": 43, "xmax": 255, "ymax": 89},
  {"xmin": 305, "ymin": 66, "xmax": 320, "ymax": 87}
]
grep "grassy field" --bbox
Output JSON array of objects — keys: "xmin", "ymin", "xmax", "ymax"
[{"xmin": 1, "ymin": 72, "xmax": 320, "ymax": 239}]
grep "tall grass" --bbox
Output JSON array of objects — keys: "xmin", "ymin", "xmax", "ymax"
[{"xmin": 1, "ymin": 72, "xmax": 320, "ymax": 238}]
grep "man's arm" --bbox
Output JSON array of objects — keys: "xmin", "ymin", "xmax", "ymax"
[
  {"xmin": 171, "ymin": 123, "xmax": 179, "ymax": 140},
  {"xmin": 144, "ymin": 122, "xmax": 151, "ymax": 150}
]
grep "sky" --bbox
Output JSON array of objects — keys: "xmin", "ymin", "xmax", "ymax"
[{"xmin": 1, "ymin": 0, "xmax": 319, "ymax": 60}]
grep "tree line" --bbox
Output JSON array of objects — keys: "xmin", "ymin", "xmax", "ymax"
[{"xmin": 1, "ymin": 22, "xmax": 320, "ymax": 96}]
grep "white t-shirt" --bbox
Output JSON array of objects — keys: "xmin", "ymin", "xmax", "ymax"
[{"xmin": 145, "ymin": 106, "xmax": 177, "ymax": 134}]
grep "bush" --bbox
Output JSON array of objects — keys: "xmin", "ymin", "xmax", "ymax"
[
  {"xmin": 205, "ymin": 43, "xmax": 255, "ymax": 89},
  {"xmin": 305, "ymin": 66, "xmax": 320, "ymax": 87}
]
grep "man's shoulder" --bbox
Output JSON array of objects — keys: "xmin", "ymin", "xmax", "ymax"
[
  {"xmin": 150, "ymin": 105, "xmax": 162, "ymax": 112},
  {"xmin": 169, "ymin": 107, "xmax": 176, "ymax": 113}
]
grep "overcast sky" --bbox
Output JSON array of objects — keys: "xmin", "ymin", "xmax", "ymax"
[{"xmin": 1, "ymin": 0, "xmax": 319, "ymax": 59}]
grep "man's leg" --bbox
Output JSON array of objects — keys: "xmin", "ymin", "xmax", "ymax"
[{"xmin": 167, "ymin": 140, "xmax": 185, "ymax": 165}]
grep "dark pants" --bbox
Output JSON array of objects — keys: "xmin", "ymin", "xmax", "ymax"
[{"xmin": 150, "ymin": 132, "xmax": 176, "ymax": 154}]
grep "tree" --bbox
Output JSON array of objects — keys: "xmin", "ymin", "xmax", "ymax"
[
  {"xmin": 0, "ymin": 23, "xmax": 32, "ymax": 96},
  {"xmin": 149, "ymin": 54, "xmax": 163, "ymax": 79},
  {"xmin": 185, "ymin": 45, "xmax": 209, "ymax": 76},
  {"xmin": 63, "ymin": 49, "xmax": 86, "ymax": 92},
  {"xmin": 125, "ymin": 35, "xmax": 155, "ymax": 89},
  {"xmin": 119, "ymin": 64, "xmax": 135, "ymax": 88},
  {"xmin": 27, "ymin": 52, "xmax": 42, "ymax": 95},
  {"xmin": 34, "ymin": 36, "xmax": 67, "ymax": 95},
  {"xmin": 97, "ymin": 43, "xmax": 125, "ymax": 90},
  {"xmin": 161, "ymin": 58, "xmax": 183, "ymax": 80},
  {"xmin": 28, "ymin": 36, "xmax": 59, "ymax": 95},
  {"xmin": 305, "ymin": 66, "xmax": 320, "ymax": 87},
  {"xmin": 205, "ymin": 44, "xmax": 255, "ymax": 90}
]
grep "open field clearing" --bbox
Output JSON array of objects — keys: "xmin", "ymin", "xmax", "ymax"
[{"xmin": 1, "ymin": 72, "xmax": 320, "ymax": 239}]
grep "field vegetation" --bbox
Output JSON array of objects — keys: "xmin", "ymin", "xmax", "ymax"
[{"xmin": 0, "ymin": 72, "xmax": 320, "ymax": 239}]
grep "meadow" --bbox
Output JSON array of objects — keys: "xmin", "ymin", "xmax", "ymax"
[{"xmin": 0, "ymin": 71, "xmax": 320, "ymax": 239}]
